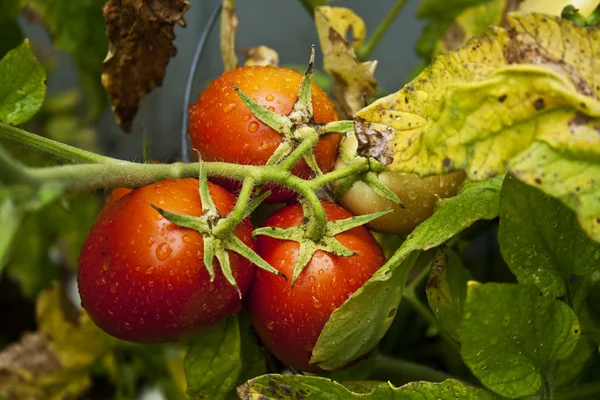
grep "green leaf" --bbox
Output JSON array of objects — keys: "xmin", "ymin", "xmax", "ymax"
[
  {"xmin": 0, "ymin": 0, "xmax": 23, "ymax": 59},
  {"xmin": 356, "ymin": 13, "xmax": 600, "ymax": 243},
  {"xmin": 499, "ymin": 174, "xmax": 600, "ymax": 296},
  {"xmin": 184, "ymin": 315, "xmax": 242, "ymax": 400},
  {"xmin": 0, "ymin": 40, "xmax": 46, "ymax": 125},
  {"xmin": 26, "ymin": 0, "xmax": 108, "ymax": 119},
  {"xmin": 237, "ymin": 376, "xmax": 499, "ymax": 399},
  {"xmin": 426, "ymin": 247, "xmax": 472, "ymax": 341},
  {"xmin": 312, "ymin": 177, "xmax": 502, "ymax": 369},
  {"xmin": 417, "ymin": 0, "xmax": 492, "ymax": 18},
  {"xmin": 461, "ymin": 282, "xmax": 580, "ymax": 398}
]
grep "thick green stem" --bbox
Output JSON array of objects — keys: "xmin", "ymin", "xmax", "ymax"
[
  {"xmin": 356, "ymin": 0, "xmax": 408, "ymax": 61},
  {"xmin": 280, "ymin": 132, "xmax": 318, "ymax": 171},
  {"xmin": 0, "ymin": 122, "xmax": 117, "ymax": 165},
  {"xmin": 309, "ymin": 158, "xmax": 369, "ymax": 189},
  {"xmin": 0, "ymin": 145, "xmax": 33, "ymax": 185}
]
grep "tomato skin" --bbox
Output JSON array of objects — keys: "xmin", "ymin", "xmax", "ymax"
[
  {"xmin": 249, "ymin": 200, "xmax": 385, "ymax": 372},
  {"xmin": 188, "ymin": 65, "xmax": 340, "ymax": 203},
  {"xmin": 78, "ymin": 179, "xmax": 255, "ymax": 343}
]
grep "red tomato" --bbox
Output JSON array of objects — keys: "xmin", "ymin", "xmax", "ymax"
[
  {"xmin": 188, "ymin": 65, "xmax": 340, "ymax": 203},
  {"xmin": 78, "ymin": 178, "xmax": 255, "ymax": 343},
  {"xmin": 249, "ymin": 200, "xmax": 386, "ymax": 372}
]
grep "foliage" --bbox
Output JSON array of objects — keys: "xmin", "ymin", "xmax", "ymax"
[{"xmin": 1, "ymin": 1, "xmax": 600, "ymax": 399}]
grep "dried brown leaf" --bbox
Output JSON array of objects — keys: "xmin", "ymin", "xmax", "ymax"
[{"xmin": 102, "ymin": 0, "xmax": 190, "ymax": 132}]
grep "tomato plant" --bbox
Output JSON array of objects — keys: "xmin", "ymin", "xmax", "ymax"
[
  {"xmin": 249, "ymin": 200, "xmax": 385, "ymax": 372},
  {"xmin": 78, "ymin": 178, "xmax": 255, "ymax": 342},
  {"xmin": 188, "ymin": 65, "xmax": 341, "ymax": 203},
  {"xmin": 1, "ymin": 1, "xmax": 600, "ymax": 400}
]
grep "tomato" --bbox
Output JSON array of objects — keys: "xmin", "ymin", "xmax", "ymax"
[
  {"xmin": 249, "ymin": 200, "xmax": 385, "ymax": 372},
  {"xmin": 188, "ymin": 65, "xmax": 341, "ymax": 203},
  {"xmin": 78, "ymin": 178, "xmax": 255, "ymax": 343},
  {"xmin": 335, "ymin": 134, "xmax": 465, "ymax": 235}
]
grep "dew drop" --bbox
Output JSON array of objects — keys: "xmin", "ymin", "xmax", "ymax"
[
  {"xmin": 110, "ymin": 282, "xmax": 118, "ymax": 294},
  {"xmin": 223, "ymin": 103, "xmax": 236, "ymax": 113},
  {"xmin": 312, "ymin": 296, "xmax": 323, "ymax": 309},
  {"xmin": 331, "ymin": 276, "xmax": 338, "ymax": 288},
  {"xmin": 248, "ymin": 121, "xmax": 259, "ymax": 132},
  {"xmin": 318, "ymin": 269, "xmax": 324, "ymax": 276},
  {"xmin": 145, "ymin": 266, "xmax": 155, "ymax": 274},
  {"xmin": 146, "ymin": 236, "xmax": 156, "ymax": 246},
  {"xmin": 309, "ymin": 276, "xmax": 316, "ymax": 284},
  {"xmin": 265, "ymin": 94, "xmax": 274, "ymax": 101},
  {"xmin": 124, "ymin": 322, "xmax": 133, "ymax": 330},
  {"xmin": 182, "ymin": 234, "xmax": 191, "ymax": 243},
  {"xmin": 156, "ymin": 243, "xmax": 172, "ymax": 261},
  {"xmin": 267, "ymin": 321, "xmax": 275, "ymax": 330},
  {"xmin": 102, "ymin": 258, "xmax": 110, "ymax": 271},
  {"xmin": 408, "ymin": 191, "xmax": 418, "ymax": 200},
  {"xmin": 168, "ymin": 283, "xmax": 173, "ymax": 290}
]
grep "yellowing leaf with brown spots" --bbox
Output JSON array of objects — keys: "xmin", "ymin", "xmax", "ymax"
[
  {"xmin": 355, "ymin": 13, "xmax": 600, "ymax": 242},
  {"xmin": 315, "ymin": 6, "xmax": 377, "ymax": 118},
  {"xmin": 102, "ymin": 0, "xmax": 189, "ymax": 132}
]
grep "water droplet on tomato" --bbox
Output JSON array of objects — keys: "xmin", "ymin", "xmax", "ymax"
[
  {"xmin": 223, "ymin": 103, "xmax": 236, "ymax": 113},
  {"xmin": 169, "ymin": 309, "xmax": 174, "ymax": 315},
  {"xmin": 248, "ymin": 121, "xmax": 259, "ymax": 132},
  {"xmin": 243, "ymin": 114, "xmax": 250, "ymax": 121},
  {"xmin": 167, "ymin": 283, "xmax": 173, "ymax": 290},
  {"xmin": 146, "ymin": 236, "xmax": 156, "ymax": 246},
  {"xmin": 312, "ymin": 296, "xmax": 323, "ymax": 308},
  {"xmin": 349, "ymin": 278, "xmax": 356, "ymax": 286},
  {"xmin": 318, "ymin": 269, "xmax": 324, "ymax": 276},
  {"xmin": 182, "ymin": 234, "xmax": 191, "ymax": 243},
  {"xmin": 124, "ymin": 322, "xmax": 133, "ymax": 330},
  {"xmin": 140, "ymin": 318, "xmax": 145, "ymax": 325},
  {"xmin": 267, "ymin": 106, "xmax": 275, "ymax": 112},
  {"xmin": 110, "ymin": 282, "xmax": 118, "ymax": 294},
  {"xmin": 102, "ymin": 258, "xmax": 110, "ymax": 271},
  {"xmin": 265, "ymin": 94, "xmax": 274, "ymax": 101},
  {"xmin": 156, "ymin": 243, "xmax": 172, "ymax": 261},
  {"xmin": 408, "ymin": 191, "xmax": 418, "ymax": 200},
  {"xmin": 267, "ymin": 321, "xmax": 275, "ymax": 330},
  {"xmin": 304, "ymin": 342, "xmax": 314, "ymax": 352},
  {"xmin": 145, "ymin": 266, "xmax": 155, "ymax": 274},
  {"xmin": 309, "ymin": 276, "xmax": 316, "ymax": 284},
  {"xmin": 201, "ymin": 303, "xmax": 208, "ymax": 310}
]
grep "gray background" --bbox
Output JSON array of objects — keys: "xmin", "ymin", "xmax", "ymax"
[{"xmin": 25, "ymin": 0, "xmax": 424, "ymax": 161}]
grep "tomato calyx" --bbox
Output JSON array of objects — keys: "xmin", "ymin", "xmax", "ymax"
[
  {"xmin": 333, "ymin": 132, "xmax": 404, "ymax": 207},
  {"xmin": 253, "ymin": 199, "xmax": 392, "ymax": 285},
  {"xmin": 151, "ymin": 163, "xmax": 286, "ymax": 296},
  {"xmin": 231, "ymin": 47, "xmax": 353, "ymax": 175}
]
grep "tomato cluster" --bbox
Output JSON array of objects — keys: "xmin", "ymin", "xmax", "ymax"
[{"xmin": 77, "ymin": 65, "xmax": 462, "ymax": 372}]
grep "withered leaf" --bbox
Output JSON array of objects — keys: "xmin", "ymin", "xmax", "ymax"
[
  {"xmin": 243, "ymin": 45, "xmax": 279, "ymax": 67},
  {"xmin": 315, "ymin": 6, "xmax": 377, "ymax": 119},
  {"xmin": 102, "ymin": 0, "xmax": 190, "ymax": 132}
]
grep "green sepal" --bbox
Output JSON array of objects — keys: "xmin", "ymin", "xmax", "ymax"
[
  {"xmin": 202, "ymin": 236, "xmax": 217, "ymax": 281},
  {"xmin": 215, "ymin": 244, "xmax": 241, "ymax": 298},
  {"xmin": 150, "ymin": 205, "xmax": 210, "ymax": 233},
  {"xmin": 290, "ymin": 46, "xmax": 315, "ymax": 123},
  {"xmin": 231, "ymin": 83, "xmax": 293, "ymax": 135},
  {"xmin": 265, "ymin": 141, "xmax": 294, "ymax": 166},
  {"xmin": 198, "ymin": 161, "xmax": 218, "ymax": 217},
  {"xmin": 326, "ymin": 210, "xmax": 392, "ymax": 235},
  {"xmin": 363, "ymin": 171, "xmax": 403, "ymax": 207},
  {"xmin": 318, "ymin": 120, "xmax": 355, "ymax": 135},
  {"xmin": 224, "ymin": 234, "xmax": 286, "ymax": 279}
]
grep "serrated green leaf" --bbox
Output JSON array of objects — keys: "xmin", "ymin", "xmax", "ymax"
[
  {"xmin": 426, "ymin": 247, "xmax": 472, "ymax": 341},
  {"xmin": 356, "ymin": 13, "xmax": 600, "ymax": 243},
  {"xmin": 0, "ymin": 0, "xmax": 23, "ymax": 59},
  {"xmin": 0, "ymin": 40, "xmax": 46, "ymax": 125},
  {"xmin": 461, "ymin": 282, "xmax": 580, "ymax": 398},
  {"xmin": 312, "ymin": 177, "xmax": 502, "ymax": 369},
  {"xmin": 499, "ymin": 174, "xmax": 600, "ymax": 296},
  {"xmin": 237, "ymin": 376, "xmax": 499, "ymax": 399},
  {"xmin": 184, "ymin": 315, "xmax": 242, "ymax": 400},
  {"xmin": 26, "ymin": 0, "xmax": 107, "ymax": 119}
]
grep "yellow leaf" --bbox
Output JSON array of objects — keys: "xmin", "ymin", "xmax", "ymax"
[
  {"xmin": 102, "ymin": 0, "xmax": 190, "ymax": 132},
  {"xmin": 519, "ymin": 0, "xmax": 600, "ymax": 17},
  {"xmin": 355, "ymin": 13, "xmax": 600, "ymax": 242},
  {"xmin": 315, "ymin": 6, "xmax": 377, "ymax": 118},
  {"xmin": 243, "ymin": 45, "xmax": 279, "ymax": 67}
]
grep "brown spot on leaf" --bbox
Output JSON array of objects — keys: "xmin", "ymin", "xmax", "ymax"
[
  {"xmin": 102, "ymin": 0, "xmax": 190, "ymax": 132},
  {"xmin": 442, "ymin": 157, "xmax": 452, "ymax": 168},
  {"xmin": 426, "ymin": 248, "xmax": 448, "ymax": 290},
  {"xmin": 441, "ymin": 21, "xmax": 466, "ymax": 53},
  {"xmin": 354, "ymin": 117, "xmax": 394, "ymax": 165},
  {"xmin": 533, "ymin": 98, "xmax": 545, "ymax": 110},
  {"xmin": 498, "ymin": 94, "xmax": 507, "ymax": 102}
]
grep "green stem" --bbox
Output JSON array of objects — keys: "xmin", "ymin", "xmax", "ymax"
[
  {"xmin": 214, "ymin": 177, "xmax": 255, "ymax": 236},
  {"xmin": 0, "ymin": 145, "xmax": 33, "ymax": 185},
  {"xmin": 309, "ymin": 158, "xmax": 369, "ymax": 189},
  {"xmin": 0, "ymin": 122, "xmax": 117, "ymax": 165},
  {"xmin": 371, "ymin": 354, "xmax": 456, "ymax": 385},
  {"xmin": 280, "ymin": 133, "xmax": 318, "ymax": 171},
  {"xmin": 299, "ymin": 0, "xmax": 319, "ymax": 18},
  {"xmin": 356, "ymin": 0, "xmax": 408, "ymax": 61},
  {"xmin": 403, "ymin": 260, "xmax": 461, "ymax": 354}
]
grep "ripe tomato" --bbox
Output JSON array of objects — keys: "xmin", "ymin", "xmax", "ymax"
[
  {"xmin": 188, "ymin": 65, "xmax": 341, "ymax": 203},
  {"xmin": 249, "ymin": 200, "xmax": 385, "ymax": 372},
  {"xmin": 335, "ymin": 134, "xmax": 465, "ymax": 235},
  {"xmin": 78, "ymin": 178, "xmax": 255, "ymax": 343}
]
